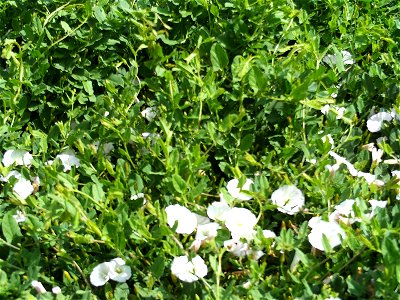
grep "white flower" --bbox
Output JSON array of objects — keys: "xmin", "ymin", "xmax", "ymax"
[
  {"xmin": 226, "ymin": 178, "xmax": 254, "ymax": 201},
  {"xmin": 195, "ymin": 222, "xmax": 220, "ymax": 241},
  {"xmin": 224, "ymin": 239, "xmax": 264, "ymax": 260},
  {"xmin": 165, "ymin": 204, "xmax": 197, "ymax": 234},
  {"xmin": 2, "ymin": 149, "xmax": 33, "ymax": 167},
  {"xmin": 224, "ymin": 208, "xmax": 257, "ymax": 240},
  {"xmin": 52, "ymin": 286, "xmax": 62, "ymax": 294},
  {"xmin": 328, "ymin": 151, "xmax": 358, "ymax": 176},
  {"xmin": 368, "ymin": 200, "xmax": 387, "ymax": 218},
  {"xmin": 0, "ymin": 170, "xmax": 22, "ymax": 182},
  {"xmin": 262, "ymin": 230, "xmax": 277, "ymax": 239},
  {"xmin": 392, "ymin": 171, "xmax": 400, "ymax": 178},
  {"xmin": 93, "ymin": 142, "xmax": 114, "ymax": 155},
  {"xmin": 341, "ymin": 50, "xmax": 354, "ymax": 65},
  {"xmin": 335, "ymin": 107, "xmax": 346, "ymax": 120},
  {"xmin": 371, "ymin": 147, "xmax": 383, "ymax": 164},
  {"xmin": 141, "ymin": 107, "xmax": 157, "ymax": 122},
  {"xmin": 13, "ymin": 178, "xmax": 34, "ymax": 200},
  {"xmin": 367, "ymin": 112, "xmax": 392, "ymax": 133},
  {"xmin": 325, "ymin": 164, "xmax": 340, "ymax": 176},
  {"xmin": 329, "ymin": 199, "xmax": 359, "ymax": 225},
  {"xmin": 308, "ymin": 217, "xmax": 346, "ymax": 251},
  {"xmin": 224, "ymin": 239, "xmax": 249, "ymax": 257},
  {"xmin": 56, "ymin": 150, "xmax": 80, "ymax": 171},
  {"xmin": 357, "ymin": 171, "xmax": 376, "ymax": 185},
  {"xmin": 13, "ymin": 210, "xmax": 26, "ymax": 223},
  {"xmin": 90, "ymin": 258, "xmax": 131, "ymax": 286},
  {"xmin": 321, "ymin": 104, "xmax": 330, "ymax": 115},
  {"xmin": 207, "ymin": 200, "xmax": 231, "ymax": 222},
  {"xmin": 270, "ymin": 185, "xmax": 305, "ymax": 215},
  {"xmin": 321, "ymin": 134, "xmax": 334, "ymax": 149},
  {"xmin": 171, "ymin": 255, "xmax": 207, "ymax": 283},
  {"xmin": 190, "ymin": 222, "xmax": 221, "ymax": 251},
  {"xmin": 32, "ymin": 280, "xmax": 46, "ymax": 294},
  {"xmin": 323, "ymin": 50, "xmax": 354, "ymax": 66},
  {"xmin": 108, "ymin": 258, "xmax": 132, "ymax": 283},
  {"xmin": 90, "ymin": 261, "xmax": 113, "ymax": 286}
]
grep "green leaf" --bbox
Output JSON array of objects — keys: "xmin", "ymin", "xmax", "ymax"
[
  {"xmin": 83, "ymin": 80, "xmax": 94, "ymax": 96},
  {"xmin": 231, "ymin": 55, "xmax": 253, "ymax": 82},
  {"xmin": 172, "ymin": 174, "xmax": 187, "ymax": 193},
  {"xmin": 210, "ymin": 43, "xmax": 229, "ymax": 71},
  {"xmin": 93, "ymin": 6, "xmax": 107, "ymax": 22},
  {"xmin": 151, "ymin": 256, "xmax": 165, "ymax": 279},
  {"xmin": 239, "ymin": 134, "xmax": 254, "ymax": 151},
  {"xmin": 60, "ymin": 21, "xmax": 71, "ymax": 33},
  {"xmin": 2, "ymin": 212, "xmax": 22, "ymax": 243}
]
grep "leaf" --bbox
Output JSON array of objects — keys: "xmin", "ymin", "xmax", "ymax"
[
  {"xmin": 172, "ymin": 174, "xmax": 186, "ymax": 193},
  {"xmin": 231, "ymin": 55, "xmax": 253, "ymax": 82},
  {"xmin": 93, "ymin": 6, "xmax": 107, "ymax": 22},
  {"xmin": 248, "ymin": 65, "xmax": 266, "ymax": 94},
  {"xmin": 2, "ymin": 212, "xmax": 22, "ymax": 243},
  {"xmin": 151, "ymin": 256, "xmax": 165, "ymax": 278},
  {"xmin": 210, "ymin": 43, "xmax": 229, "ymax": 71},
  {"xmin": 239, "ymin": 134, "xmax": 254, "ymax": 151},
  {"xmin": 60, "ymin": 21, "xmax": 71, "ymax": 33},
  {"xmin": 82, "ymin": 80, "xmax": 94, "ymax": 95}
]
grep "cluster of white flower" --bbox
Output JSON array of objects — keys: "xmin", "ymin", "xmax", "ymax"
[
  {"xmin": 1, "ymin": 150, "xmax": 37, "ymax": 200},
  {"xmin": 165, "ymin": 178, "xmax": 285, "ymax": 282},
  {"xmin": 90, "ymin": 258, "xmax": 131, "ymax": 287},
  {"xmin": 366, "ymin": 107, "xmax": 399, "ymax": 133},
  {"xmin": 328, "ymin": 151, "xmax": 384, "ymax": 186},
  {"xmin": 308, "ymin": 198, "xmax": 387, "ymax": 252}
]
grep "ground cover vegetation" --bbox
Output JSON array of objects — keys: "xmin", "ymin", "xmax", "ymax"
[{"xmin": 1, "ymin": 0, "xmax": 400, "ymax": 299}]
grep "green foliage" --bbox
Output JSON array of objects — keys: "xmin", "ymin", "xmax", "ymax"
[{"xmin": 1, "ymin": 0, "xmax": 400, "ymax": 299}]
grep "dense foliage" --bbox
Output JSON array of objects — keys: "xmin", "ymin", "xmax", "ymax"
[{"xmin": 1, "ymin": 0, "xmax": 400, "ymax": 299}]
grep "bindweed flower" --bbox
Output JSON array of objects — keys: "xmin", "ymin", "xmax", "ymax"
[
  {"xmin": 308, "ymin": 216, "xmax": 346, "ymax": 251},
  {"xmin": 141, "ymin": 107, "xmax": 157, "ymax": 122},
  {"xmin": 226, "ymin": 178, "xmax": 254, "ymax": 201},
  {"xmin": 171, "ymin": 255, "xmax": 207, "ymax": 283},
  {"xmin": 207, "ymin": 199, "xmax": 231, "ymax": 222},
  {"xmin": 329, "ymin": 199, "xmax": 359, "ymax": 225},
  {"xmin": 224, "ymin": 208, "xmax": 257, "ymax": 240},
  {"xmin": 224, "ymin": 239, "xmax": 264, "ymax": 260},
  {"xmin": 321, "ymin": 104, "xmax": 330, "ymax": 115},
  {"xmin": 93, "ymin": 141, "xmax": 114, "ymax": 156},
  {"xmin": 32, "ymin": 280, "xmax": 47, "ymax": 294},
  {"xmin": 321, "ymin": 134, "xmax": 335, "ymax": 149},
  {"xmin": 190, "ymin": 222, "xmax": 220, "ymax": 251},
  {"xmin": 108, "ymin": 258, "xmax": 132, "ymax": 283},
  {"xmin": 13, "ymin": 210, "xmax": 26, "ymax": 223},
  {"xmin": 0, "ymin": 170, "xmax": 22, "ymax": 182},
  {"xmin": 368, "ymin": 200, "xmax": 387, "ymax": 218},
  {"xmin": 55, "ymin": 150, "xmax": 81, "ymax": 171},
  {"xmin": 13, "ymin": 178, "xmax": 34, "ymax": 200},
  {"xmin": 325, "ymin": 164, "xmax": 340, "ymax": 176},
  {"xmin": 165, "ymin": 204, "xmax": 197, "ymax": 234},
  {"xmin": 367, "ymin": 111, "xmax": 392, "ymax": 133},
  {"xmin": 90, "ymin": 258, "xmax": 131, "ymax": 287},
  {"xmin": 52, "ymin": 286, "xmax": 62, "ymax": 294},
  {"xmin": 371, "ymin": 147, "xmax": 383, "ymax": 164},
  {"xmin": 224, "ymin": 239, "xmax": 249, "ymax": 257},
  {"xmin": 335, "ymin": 107, "xmax": 346, "ymax": 120},
  {"xmin": 271, "ymin": 185, "xmax": 305, "ymax": 215},
  {"xmin": 323, "ymin": 50, "xmax": 354, "ymax": 66},
  {"xmin": 2, "ymin": 149, "xmax": 33, "ymax": 167}
]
